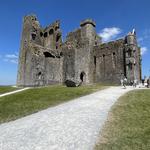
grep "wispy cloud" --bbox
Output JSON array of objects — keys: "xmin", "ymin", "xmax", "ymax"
[
  {"xmin": 99, "ymin": 27, "xmax": 122, "ymax": 42},
  {"xmin": 137, "ymin": 29, "xmax": 150, "ymax": 56},
  {"xmin": 2, "ymin": 52, "xmax": 18, "ymax": 64},
  {"xmin": 5, "ymin": 54, "xmax": 18, "ymax": 59},
  {"xmin": 138, "ymin": 29, "xmax": 150, "ymax": 43},
  {"xmin": 137, "ymin": 37, "xmax": 144, "ymax": 42},
  {"xmin": 141, "ymin": 47, "xmax": 148, "ymax": 55}
]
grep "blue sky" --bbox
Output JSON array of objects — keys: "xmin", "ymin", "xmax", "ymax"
[{"xmin": 0, "ymin": 0, "xmax": 150, "ymax": 85}]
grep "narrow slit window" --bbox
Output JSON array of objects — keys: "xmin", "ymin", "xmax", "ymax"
[{"xmin": 94, "ymin": 56, "xmax": 96, "ymax": 66}]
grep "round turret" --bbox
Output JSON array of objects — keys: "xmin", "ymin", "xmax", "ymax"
[
  {"xmin": 80, "ymin": 19, "xmax": 96, "ymax": 27},
  {"xmin": 80, "ymin": 19, "xmax": 96, "ymax": 43}
]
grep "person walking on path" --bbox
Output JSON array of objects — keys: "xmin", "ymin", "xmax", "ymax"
[
  {"xmin": 133, "ymin": 79, "xmax": 137, "ymax": 88},
  {"xmin": 147, "ymin": 78, "xmax": 150, "ymax": 88},
  {"xmin": 120, "ymin": 78, "xmax": 123, "ymax": 87},
  {"xmin": 123, "ymin": 77, "xmax": 127, "ymax": 89}
]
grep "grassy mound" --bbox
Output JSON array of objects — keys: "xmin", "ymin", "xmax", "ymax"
[
  {"xmin": 95, "ymin": 89, "xmax": 150, "ymax": 150},
  {"xmin": 0, "ymin": 84, "xmax": 107, "ymax": 124}
]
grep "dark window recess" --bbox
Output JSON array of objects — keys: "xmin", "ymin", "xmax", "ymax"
[
  {"xmin": 49, "ymin": 29, "xmax": 54, "ymax": 35},
  {"xmin": 40, "ymin": 32, "xmax": 43, "ymax": 37},
  {"xmin": 43, "ymin": 52, "xmax": 55, "ymax": 58},
  {"xmin": 112, "ymin": 52, "xmax": 116, "ymax": 68},
  {"xmin": 32, "ymin": 18, "xmax": 36, "ymax": 21},
  {"xmin": 55, "ymin": 26, "xmax": 59, "ymax": 31},
  {"xmin": 37, "ymin": 72, "xmax": 42, "ymax": 79},
  {"xmin": 44, "ymin": 32, "xmax": 48, "ymax": 37},
  {"xmin": 56, "ymin": 35, "xmax": 61, "ymax": 42},
  {"xmin": 38, "ymin": 72, "xmax": 41, "ymax": 76},
  {"xmin": 94, "ymin": 56, "xmax": 96, "ymax": 66},
  {"xmin": 60, "ymin": 52, "xmax": 63, "ymax": 56},
  {"xmin": 31, "ymin": 33, "xmax": 36, "ymax": 40}
]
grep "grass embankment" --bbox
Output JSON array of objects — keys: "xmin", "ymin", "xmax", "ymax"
[
  {"xmin": 95, "ymin": 89, "xmax": 150, "ymax": 150},
  {"xmin": 0, "ymin": 86, "xmax": 20, "ymax": 94},
  {"xmin": 0, "ymin": 84, "xmax": 107, "ymax": 124}
]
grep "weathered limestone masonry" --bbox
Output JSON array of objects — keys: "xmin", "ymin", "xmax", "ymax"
[{"xmin": 17, "ymin": 15, "xmax": 142, "ymax": 87}]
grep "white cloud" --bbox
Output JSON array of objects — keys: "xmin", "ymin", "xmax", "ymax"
[
  {"xmin": 3, "ymin": 53, "xmax": 18, "ymax": 64},
  {"xmin": 5, "ymin": 54, "xmax": 18, "ymax": 59},
  {"xmin": 99, "ymin": 27, "xmax": 122, "ymax": 42},
  {"xmin": 137, "ymin": 37, "xmax": 144, "ymax": 42},
  {"xmin": 143, "ymin": 29, "xmax": 150, "ymax": 38},
  {"xmin": 138, "ymin": 29, "xmax": 150, "ymax": 44},
  {"xmin": 141, "ymin": 47, "xmax": 148, "ymax": 55}
]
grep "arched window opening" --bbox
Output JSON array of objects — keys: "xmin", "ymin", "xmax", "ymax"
[
  {"xmin": 112, "ymin": 52, "xmax": 116, "ymax": 68},
  {"xmin": 56, "ymin": 34, "xmax": 61, "ymax": 42},
  {"xmin": 60, "ymin": 52, "xmax": 63, "ymax": 56},
  {"xmin": 103, "ymin": 54, "xmax": 105, "ymax": 61},
  {"xmin": 43, "ymin": 52, "xmax": 55, "ymax": 58},
  {"xmin": 31, "ymin": 33, "xmax": 36, "ymax": 40},
  {"xmin": 40, "ymin": 32, "xmax": 43, "ymax": 37},
  {"xmin": 38, "ymin": 72, "xmax": 42, "ymax": 80},
  {"xmin": 49, "ymin": 29, "xmax": 54, "ymax": 35},
  {"xmin": 44, "ymin": 32, "xmax": 48, "ymax": 38}
]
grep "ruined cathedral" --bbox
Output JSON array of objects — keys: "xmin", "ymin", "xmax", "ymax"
[{"xmin": 17, "ymin": 15, "xmax": 142, "ymax": 87}]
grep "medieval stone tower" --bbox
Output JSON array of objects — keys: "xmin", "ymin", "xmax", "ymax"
[{"xmin": 17, "ymin": 15, "xmax": 141, "ymax": 87}]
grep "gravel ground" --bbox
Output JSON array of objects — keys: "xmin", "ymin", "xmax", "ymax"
[{"xmin": 0, "ymin": 86, "xmax": 133, "ymax": 150}]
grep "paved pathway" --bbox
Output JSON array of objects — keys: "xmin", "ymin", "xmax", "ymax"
[
  {"xmin": 0, "ymin": 86, "xmax": 133, "ymax": 150},
  {"xmin": 0, "ymin": 87, "xmax": 30, "ymax": 98}
]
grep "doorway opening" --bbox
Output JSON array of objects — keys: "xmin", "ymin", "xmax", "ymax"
[{"xmin": 80, "ymin": 72, "xmax": 85, "ymax": 82}]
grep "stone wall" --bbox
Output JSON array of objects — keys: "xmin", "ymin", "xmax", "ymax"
[
  {"xmin": 93, "ymin": 39, "xmax": 125, "ymax": 84},
  {"xmin": 17, "ymin": 15, "xmax": 63, "ymax": 87},
  {"xmin": 17, "ymin": 15, "xmax": 142, "ymax": 87}
]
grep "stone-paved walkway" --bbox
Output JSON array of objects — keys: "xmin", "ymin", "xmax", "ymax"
[{"xmin": 0, "ymin": 86, "xmax": 133, "ymax": 150}]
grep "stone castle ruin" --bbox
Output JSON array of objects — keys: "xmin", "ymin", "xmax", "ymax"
[{"xmin": 17, "ymin": 15, "xmax": 142, "ymax": 87}]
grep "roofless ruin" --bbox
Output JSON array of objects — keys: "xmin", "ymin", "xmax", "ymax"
[{"xmin": 17, "ymin": 15, "xmax": 142, "ymax": 86}]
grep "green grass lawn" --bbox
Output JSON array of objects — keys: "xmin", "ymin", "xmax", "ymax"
[
  {"xmin": 95, "ymin": 89, "xmax": 150, "ymax": 150},
  {"xmin": 0, "ymin": 84, "xmax": 107, "ymax": 124},
  {"xmin": 0, "ymin": 86, "xmax": 20, "ymax": 94}
]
